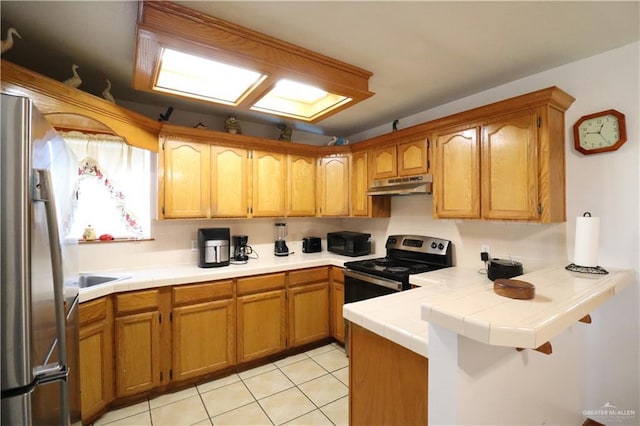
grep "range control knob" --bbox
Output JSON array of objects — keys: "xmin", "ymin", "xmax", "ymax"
[
  {"xmin": 438, "ymin": 243, "xmax": 445, "ymax": 250},
  {"xmin": 431, "ymin": 242, "xmax": 437, "ymax": 249}
]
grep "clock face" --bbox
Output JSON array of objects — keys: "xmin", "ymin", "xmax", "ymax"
[
  {"xmin": 577, "ymin": 114, "xmax": 620, "ymax": 149},
  {"xmin": 573, "ymin": 109, "xmax": 627, "ymax": 155}
]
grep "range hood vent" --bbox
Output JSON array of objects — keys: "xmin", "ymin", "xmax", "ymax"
[{"xmin": 367, "ymin": 173, "xmax": 432, "ymax": 196}]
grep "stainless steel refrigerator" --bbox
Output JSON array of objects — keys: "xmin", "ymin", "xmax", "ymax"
[{"xmin": 1, "ymin": 94, "xmax": 81, "ymax": 425}]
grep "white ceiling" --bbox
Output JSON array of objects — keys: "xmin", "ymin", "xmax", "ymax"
[{"xmin": 1, "ymin": 1, "xmax": 638, "ymax": 136}]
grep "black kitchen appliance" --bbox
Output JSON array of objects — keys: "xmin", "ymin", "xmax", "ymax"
[
  {"xmin": 274, "ymin": 222, "xmax": 289, "ymax": 256},
  {"xmin": 302, "ymin": 236, "xmax": 322, "ymax": 253},
  {"xmin": 487, "ymin": 258, "xmax": 523, "ymax": 281},
  {"xmin": 197, "ymin": 228, "xmax": 230, "ymax": 268},
  {"xmin": 327, "ymin": 231, "xmax": 371, "ymax": 257},
  {"xmin": 344, "ymin": 235, "xmax": 453, "ymax": 302},
  {"xmin": 231, "ymin": 235, "xmax": 251, "ymax": 264}
]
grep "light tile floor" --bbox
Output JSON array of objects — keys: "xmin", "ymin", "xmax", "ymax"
[{"xmin": 93, "ymin": 343, "xmax": 348, "ymax": 426}]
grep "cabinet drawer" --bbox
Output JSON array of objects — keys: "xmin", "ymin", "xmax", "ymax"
[
  {"xmin": 79, "ymin": 298, "xmax": 108, "ymax": 326},
  {"xmin": 115, "ymin": 289, "xmax": 160, "ymax": 315},
  {"xmin": 288, "ymin": 267, "xmax": 329, "ymax": 287},
  {"xmin": 173, "ymin": 280, "xmax": 234, "ymax": 306},
  {"xmin": 237, "ymin": 273, "xmax": 285, "ymax": 296}
]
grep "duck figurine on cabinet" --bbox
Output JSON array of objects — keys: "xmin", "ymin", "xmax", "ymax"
[
  {"xmin": 1, "ymin": 27, "xmax": 21, "ymax": 54},
  {"xmin": 63, "ymin": 64, "xmax": 82, "ymax": 88}
]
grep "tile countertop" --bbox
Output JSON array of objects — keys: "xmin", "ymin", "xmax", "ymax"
[
  {"xmin": 342, "ymin": 265, "xmax": 636, "ymax": 358},
  {"xmin": 77, "ymin": 250, "xmax": 381, "ymax": 303}
]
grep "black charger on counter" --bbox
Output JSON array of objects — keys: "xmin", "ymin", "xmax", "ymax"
[{"xmin": 487, "ymin": 258, "xmax": 523, "ymax": 281}]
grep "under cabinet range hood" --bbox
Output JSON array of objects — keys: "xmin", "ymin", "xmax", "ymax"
[{"xmin": 367, "ymin": 173, "xmax": 432, "ymax": 196}]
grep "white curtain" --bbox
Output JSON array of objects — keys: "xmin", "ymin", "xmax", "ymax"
[{"xmin": 61, "ymin": 131, "xmax": 151, "ymax": 239}]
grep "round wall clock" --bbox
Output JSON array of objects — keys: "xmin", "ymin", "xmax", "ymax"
[{"xmin": 573, "ymin": 109, "xmax": 627, "ymax": 155}]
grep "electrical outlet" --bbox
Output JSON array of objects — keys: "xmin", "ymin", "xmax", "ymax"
[{"xmin": 191, "ymin": 240, "xmax": 198, "ymax": 251}]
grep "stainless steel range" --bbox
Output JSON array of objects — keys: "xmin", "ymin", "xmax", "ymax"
[{"xmin": 344, "ymin": 234, "xmax": 453, "ymax": 304}]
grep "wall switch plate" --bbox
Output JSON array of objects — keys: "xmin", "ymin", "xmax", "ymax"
[{"xmin": 191, "ymin": 240, "xmax": 198, "ymax": 251}]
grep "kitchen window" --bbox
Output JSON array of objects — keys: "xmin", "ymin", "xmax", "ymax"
[{"xmin": 61, "ymin": 131, "xmax": 151, "ymax": 241}]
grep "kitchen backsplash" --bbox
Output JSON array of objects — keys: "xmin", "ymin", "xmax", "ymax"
[{"xmin": 77, "ymin": 196, "xmax": 564, "ymax": 273}]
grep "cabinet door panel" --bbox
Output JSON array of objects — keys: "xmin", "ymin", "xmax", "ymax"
[
  {"xmin": 211, "ymin": 146, "xmax": 248, "ymax": 217},
  {"xmin": 79, "ymin": 319, "xmax": 112, "ymax": 421},
  {"xmin": 434, "ymin": 127, "xmax": 480, "ymax": 218},
  {"xmin": 252, "ymin": 151, "xmax": 286, "ymax": 217},
  {"xmin": 371, "ymin": 146, "xmax": 397, "ymax": 179},
  {"xmin": 289, "ymin": 282, "xmax": 330, "ymax": 347},
  {"xmin": 319, "ymin": 156, "xmax": 349, "ymax": 216},
  {"xmin": 287, "ymin": 155, "xmax": 316, "ymax": 216},
  {"xmin": 398, "ymin": 139, "xmax": 428, "ymax": 176},
  {"xmin": 330, "ymin": 280, "xmax": 345, "ymax": 343},
  {"xmin": 173, "ymin": 300, "xmax": 235, "ymax": 381},
  {"xmin": 115, "ymin": 311, "xmax": 160, "ymax": 397},
  {"xmin": 350, "ymin": 151, "xmax": 369, "ymax": 216},
  {"xmin": 482, "ymin": 110, "xmax": 538, "ymax": 220},
  {"xmin": 237, "ymin": 290, "xmax": 287, "ymax": 363},
  {"xmin": 164, "ymin": 140, "xmax": 210, "ymax": 218}
]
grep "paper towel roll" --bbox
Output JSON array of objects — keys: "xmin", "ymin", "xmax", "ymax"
[{"xmin": 574, "ymin": 214, "xmax": 600, "ymax": 267}]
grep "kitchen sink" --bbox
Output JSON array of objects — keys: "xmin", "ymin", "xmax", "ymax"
[{"xmin": 78, "ymin": 274, "xmax": 130, "ymax": 289}]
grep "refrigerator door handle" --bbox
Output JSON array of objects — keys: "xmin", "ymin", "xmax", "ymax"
[
  {"xmin": 33, "ymin": 169, "xmax": 70, "ymax": 422},
  {"xmin": 33, "ymin": 362, "xmax": 68, "ymax": 385}
]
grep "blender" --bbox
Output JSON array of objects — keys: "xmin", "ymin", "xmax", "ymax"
[{"xmin": 274, "ymin": 223, "xmax": 289, "ymax": 256}]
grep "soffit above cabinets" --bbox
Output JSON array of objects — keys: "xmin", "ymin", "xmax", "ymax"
[{"xmin": 133, "ymin": 1, "xmax": 374, "ymax": 123}]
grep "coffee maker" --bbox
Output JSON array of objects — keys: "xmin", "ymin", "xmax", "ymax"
[
  {"xmin": 231, "ymin": 235, "xmax": 250, "ymax": 264},
  {"xmin": 274, "ymin": 222, "xmax": 289, "ymax": 256}
]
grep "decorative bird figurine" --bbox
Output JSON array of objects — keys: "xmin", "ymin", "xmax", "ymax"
[
  {"xmin": 63, "ymin": 64, "xmax": 82, "ymax": 88},
  {"xmin": 392, "ymin": 119, "xmax": 399, "ymax": 132},
  {"xmin": 1, "ymin": 27, "xmax": 21, "ymax": 54},
  {"xmin": 102, "ymin": 79, "xmax": 115, "ymax": 103},
  {"xmin": 158, "ymin": 106, "xmax": 174, "ymax": 122}
]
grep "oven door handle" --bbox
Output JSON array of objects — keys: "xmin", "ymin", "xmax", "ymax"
[{"xmin": 344, "ymin": 269, "xmax": 403, "ymax": 291}]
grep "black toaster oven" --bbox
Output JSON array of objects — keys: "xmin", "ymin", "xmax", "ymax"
[{"xmin": 327, "ymin": 231, "xmax": 371, "ymax": 257}]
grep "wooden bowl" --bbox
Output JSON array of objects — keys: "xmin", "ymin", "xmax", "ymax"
[{"xmin": 493, "ymin": 279, "xmax": 535, "ymax": 300}]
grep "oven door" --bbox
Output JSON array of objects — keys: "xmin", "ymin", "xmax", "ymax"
[
  {"xmin": 344, "ymin": 269, "xmax": 403, "ymax": 303},
  {"xmin": 343, "ymin": 269, "xmax": 404, "ymax": 353}
]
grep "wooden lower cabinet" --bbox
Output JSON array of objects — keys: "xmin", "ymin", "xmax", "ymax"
[
  {"xmin": 288, "ymin": 267, "xmax": 330, "ymax": 347},
  {"xmin": 115, "ymin": 311, "xmax": 161, "ymax": 397},
  {"xmin": 114, "ymin": 289, "xmax": 164, "ymax": 398},
  {"xmin": 350, "ymin": 324, "xmax": 428, "ymax": 425},
  {"xmin": 172, "ymin": 280, "xmax": 235, "ymax": 381},
  {"xmin": 330, "ymin": 267, "xmax": 345, "ymax": 343},
  {"xmin": 79, "ymin": 297, "xmax": 113, "ymax": 423},
  {"xmin": 236, "ymin": 273, "xmax": 288, "ymax": 363}
]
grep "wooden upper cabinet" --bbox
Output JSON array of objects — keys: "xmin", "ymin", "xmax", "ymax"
[
  {"xmin": 398, "ymin": 139, "xmax": 428, "ymax": 176},
  {"xmin": 318, "ymin": 155, "xmax": 350, "ymax": 216},
  {"xmin": 433, "ymin": 126, "xmax": 481, "ymax": 219},
  {"xmin": 481, "ymin": 110, "xmax": 539, "ymax": 221},
  {"xmin": 370, "ymin": 139, "xmax": 428, "ymax": 180},
  {"xmin": 252, "ymin": 151, "xmax": 286, "ymax": 217},
  {"xmin": 350, "ymin": 151, "xmax": 369, "ymax": 216},
  {"xmin": 371, "ymin": 146, "xmax": 397, "ymax": 180},
  {"xmin": 163, "ymin": 139, "xmax": 210, "ymax": 218},
  {"xmin": 211, "ymin": 146, "xmax": 249, "ymax": 217},
  {"xmin": 287, "ymin": 154, "xmax": 316, "ymax": 216}
]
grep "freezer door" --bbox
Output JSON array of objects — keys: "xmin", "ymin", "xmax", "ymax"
[{"xmin": 1, "ymin": 94, "xmax": 34, "ymax": 391}]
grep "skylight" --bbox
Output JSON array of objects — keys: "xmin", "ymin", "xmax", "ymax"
[
  {"xmin": 251, "ymin": 79, "xmax": 352, "ymax": 120},
  {"xmin": 134, "ymin": 1, "xmax": 374, "ymax": 123},
  {"xmin": 154, "ymin": 49, "xmax": 265, "ymax": 105}
]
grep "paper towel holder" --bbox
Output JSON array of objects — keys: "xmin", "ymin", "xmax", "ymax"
[{"xmin": 565, "ymin": 211, "xmax": 609, "ymax": 275}]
